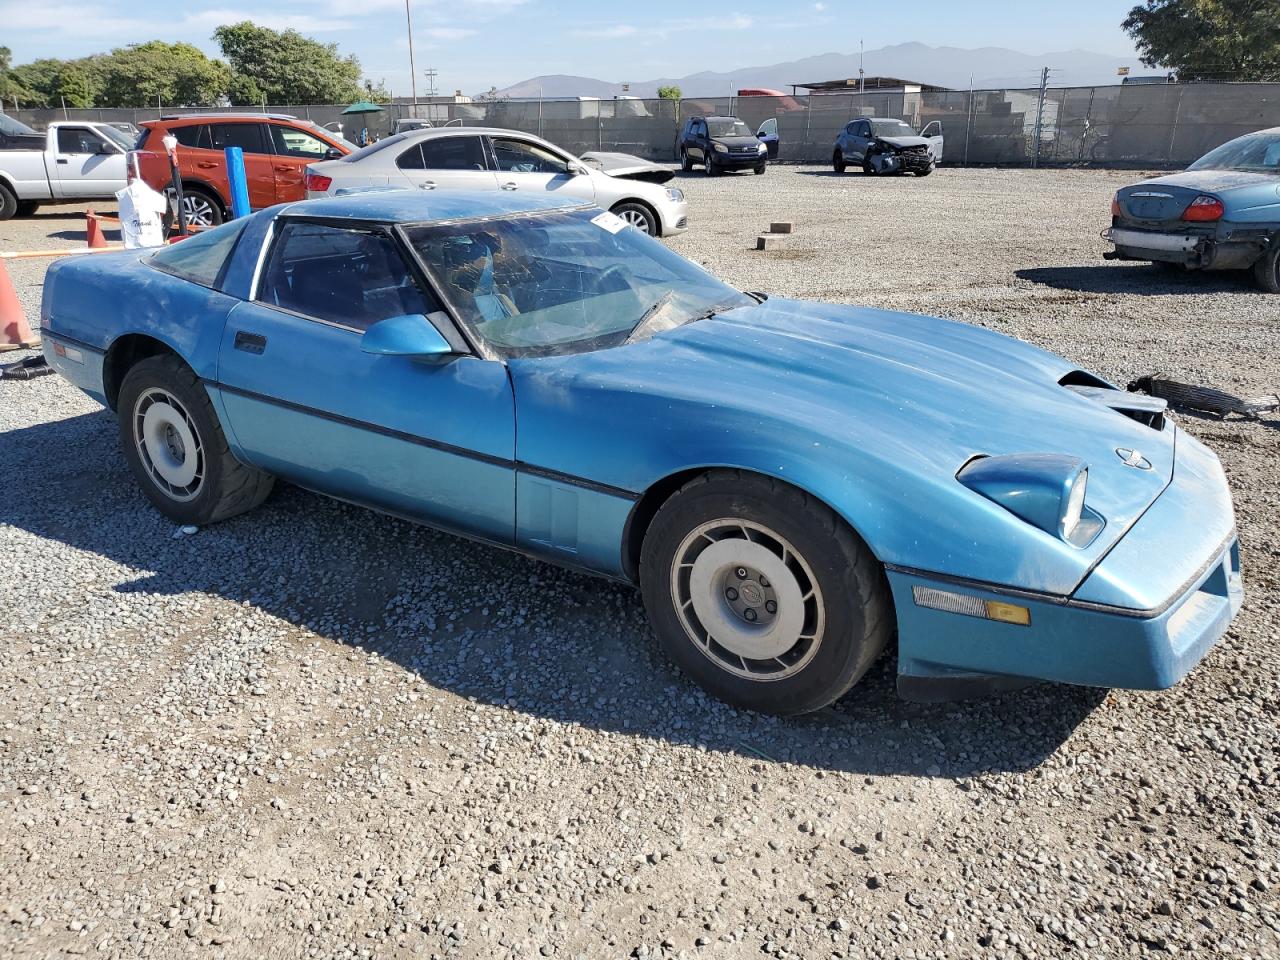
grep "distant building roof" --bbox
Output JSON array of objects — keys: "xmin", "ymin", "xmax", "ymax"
[
  {"xmin": 1121, "ymin": 75, "xmax": 1175, "ymax": 85},
  {"xmin": 791, "ymin": 76, "xmax": 952, "ymax": 95}
]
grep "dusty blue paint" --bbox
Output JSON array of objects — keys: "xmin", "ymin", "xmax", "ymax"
[
  {"xmin": 41, "ymin": 191, "xmax": 1245, "ymax": 696},
  {"xmin": 360, "ymin": 313, "xmax": 454, "ymax": 358}
]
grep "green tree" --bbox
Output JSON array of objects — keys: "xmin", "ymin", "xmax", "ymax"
[
  {"xmin": 12, "ymin": 57, "xmax": 102, "ymax": 108},
  {"xmin": 96, "ymin": 42, "xmax": 230, "ymax": 107},
  {"xmin": 0, "ymin": 47, "xmax": 38, "ymax": 106},
  {"xmin": 214, "ymin": 22, "xmax": 364, "ymax": 104},
  {"xmin": 1123, "ymin": 0, "xmax": 1280, "ymax": 81},
  {"xmin": 657, "ymin": 85, "xmax": 681, "ymax": 100}
]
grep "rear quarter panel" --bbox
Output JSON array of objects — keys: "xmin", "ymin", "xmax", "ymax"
[{"xmin": 42, "ymin": 251, "xmax": 239, "ymax": 387}]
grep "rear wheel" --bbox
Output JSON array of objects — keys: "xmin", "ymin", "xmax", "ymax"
[
  {"xmin": 639, "ymin": 471, "xmax": 891, "ymax": 715},
  {"xmin": 612, "ymin": 202, "xmax": 657, "ymax": 236},
  {"xmin": 163, "ymin": 186, "xmax": 224, "ymax": 233},
  {"xmin": 117, "ymin": 354, "xmax": 274, "ymax": 526},
  {"xmin": 833, "ymin": 150, "xmax": 846, "ymax": 174},
  {"xmin": 0, "ymin": 183, "xmax": 17, "ymax": 221},
  {"xmin": 680, "ymin": 148, "xmax": 693, "ymax": 172},
  {"xmin": 1253, "ymin": 242, "xmax": 1280, "ymax": 294}
]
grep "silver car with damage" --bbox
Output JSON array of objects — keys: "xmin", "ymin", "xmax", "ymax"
[{"xmin": 304, "ymin": 127, "xmax": 688, "ymax": 237}]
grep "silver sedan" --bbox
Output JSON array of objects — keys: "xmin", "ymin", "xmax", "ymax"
[{"xmin": 304, "ymin": 127, "xmax": 688, "ymax": 237}]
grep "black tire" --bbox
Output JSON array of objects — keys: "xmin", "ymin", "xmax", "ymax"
[
  {"xmin": 680, "ymin": 148, "xmax": 693, "ymax": 172},
  {"xmin": 754, "ymin": 164, "xmax": 766, "ymax": 175},
  {"xmin": 117, "ymin": 354, "xmax": 274, "ymax": 526},
  {"xmin": 833, "ymin": 150, "xmax": 846, "ymax": 174},
  {"xmin": 704, "ymin": 155, "xmax": 716, "ymax": 177},
  {"xmin": 1253, "ymin": 241, "xmax": 1280, "ymax": 294},
  {"xmin": 639, "ymin": 470, "xmax": 891, "ymax": 715},
  {"xmin": 611, "ymin": 201, "xmax": 657, "ymax": 236},
  {"xmin": 0, "ymin": 182, "xmax": 17, "ymax": 221},
  {"xmin": 862, "ymin": 157, "xmax": 878, "ymax": 176},
  {"xmin": 916, "ymin": 163, "xmax": 935, "ymax": 177},
  {"xmin": 162, "ymin": 186, "xmax": 224, "ymax": 233},
  {"xmin": 15, "ymin": 200, "xmax": 40, "ymax": 217}
]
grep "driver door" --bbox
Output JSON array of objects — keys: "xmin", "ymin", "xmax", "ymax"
[
  {"xmin": 920, "ymin": 120, "xmax": 945, "ymax": 163},
  {"xmin": 215, "ymin": 219, "xmax": 516, "ymax": 543},
  {"xmin": 487, "ymin": 135, "xmax": 595, "ymax": 202},
  {"xmin": 52, "ymin": 126, "xmax": 125, "ymax": 198}
]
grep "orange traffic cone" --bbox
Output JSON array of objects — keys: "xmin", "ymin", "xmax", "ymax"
[
  {"xmin": 86, "ymin": 209, "xmax": 107, "ymax": 249},
  {"xmin": 0, "ymin": 260, "xmax": 39, "ymax": 352}
]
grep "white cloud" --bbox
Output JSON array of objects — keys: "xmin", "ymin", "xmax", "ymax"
[
  {"xmin": 814, "ymin": 2, "xmax": 826, "ymax": 10},
  {"xmin": 572, "ymin": 14, "xmax": 753, "ymax": 41},
  {"xmin": 422, "ymin": 27, "xmax": 477, "ymax": 40},
  {"xmin": 183, "ymin": 9, "xmax": 354, "ymax": 32},
  {"xmin": 0, "ymin": 2, "xmax": 153, "ymax": 37}
]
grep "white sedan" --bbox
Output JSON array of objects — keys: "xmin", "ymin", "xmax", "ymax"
[{"xmin": 304, "ymin": 127, "xmax": 688, "ymax": 237}]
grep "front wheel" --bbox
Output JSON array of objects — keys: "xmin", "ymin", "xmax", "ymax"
[
  {"xmin": 754, "ymin": 164, "xmax": 766, "ymax": 175},
  {"xmin": 639, "ymin": 471, "xmax": 891, "ymax": 715},
  {"xmin": 0, "ymin": 183, "xmax": 17, "ymax": 221},
  {"xmin": 612, "ymin": 202, "xmax": 657, "ymax": 236},
  {"xmin": 704, "ymin": 155, "xmax": 716, "ymax": 177},
  {"xmin": 1253, "ymin": 241, "xmax": 1280, "ymax": 294},
  {"xmin": 833, "ymin": 150, "xmax": 846, "ymax": 174},
  {"xmin": 680, "ymin": 149, "xmax": 693, "ymax": 172},
  {"xmin": 117, "ymin": 354, "xmax": 274, "ymax": 526},
  {"xmin": 916, "ymin": 163, "xmax": 935, "ymax": 177}
]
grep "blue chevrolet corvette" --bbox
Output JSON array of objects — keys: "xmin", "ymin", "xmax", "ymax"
[
  {"xmin": 41, "ymin": 191, "xmax": 1243, "ymax": 714},
  {"xmin": 1107, "ymin": 127, "xmax": 1280, "ymax": 291}
]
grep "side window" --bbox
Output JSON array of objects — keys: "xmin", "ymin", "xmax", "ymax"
[
  {"xmin": 269, "ymin": 125, "xmax": 331, "ymax": 159},
  {"xmin": 857, "ymin": 121, "xmax": 870, "ymax": 137},
  {"xmin": 490, "ymin": 138, "xmax": 569, "ymax": 175},
  {"xmin": 257, "ymin": 222, "xmax": 439, "ymax": 331},
  {"xmin": 696, "ymin": 120, "xmax": 707, "ymax": 137},
  {"xmin": 211, "ymin": 123, "xmax": 268, "ymax": 155},
  {"xmin": 148, "ymin": 218, "xmax": 249, "ymax": 289},
  {"xmin": 759, "ymin": 119, "xmax": 777, "ymax": 137},
  {"xmin": 56, "ymin": 127, "xmax": 103, "ymax": 154},
  {"xmin": 397, "ymin": 136, "xmax": 487, "ymax": 171},
  {"xmin": 171, "ymin": 124, "xmax": 212, "ymax": 149}
]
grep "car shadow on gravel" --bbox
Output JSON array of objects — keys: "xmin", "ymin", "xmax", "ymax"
[
  {"xmin": 1, "ymin": 409, "xmax": 1107, "ymax": 778},
  {"xmin": 1016, "ymin": 265, "xmax": 1259, "ymax": 296}
]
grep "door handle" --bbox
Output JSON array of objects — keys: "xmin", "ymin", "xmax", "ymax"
[
  {"xmin": 274, "ymin": 166, "xmax": 292, "ymax": 173},
  {"xmin": 196, "ymin": 161, "xmax": 217, "ymax": 169},
  {"xmin": 418, "ymin": 180, "xmax": 437, "ymax": 190},
  {"xmin": 501, "ymin": 182, "xmax": 518, "ymax": 191},
  {"xmin": 56, "ymin": 158, "xmax": 68, "ymax": 164},
  {"xmin": 233, "ymin": 331, "xmax": 267, "ymax": 355}
]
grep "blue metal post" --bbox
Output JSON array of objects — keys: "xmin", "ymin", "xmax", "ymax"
[{"xmin": 224, "ymin": 146, "xmax": 251, "ymax": 219}]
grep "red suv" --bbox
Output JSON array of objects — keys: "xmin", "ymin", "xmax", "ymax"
[{"xmin": 131, "ymin": 113, "xmax": 353, "ymax": 227}]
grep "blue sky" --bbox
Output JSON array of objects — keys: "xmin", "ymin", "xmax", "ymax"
[{"xmin": 2, "ymin": 0, "xmax": 1142, "ymax": 94}]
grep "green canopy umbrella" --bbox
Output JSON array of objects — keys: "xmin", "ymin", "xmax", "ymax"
[{"xmin": 342, "ymin": 100, "xmax": 384, "ymax": 115}]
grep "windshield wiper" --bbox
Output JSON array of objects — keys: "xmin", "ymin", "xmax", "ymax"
[{"xmin": 627, "ymin": 295, "xmax": 743, "ymax": 344}]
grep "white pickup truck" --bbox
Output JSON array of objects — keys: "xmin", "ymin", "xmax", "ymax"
[{"xmin": 0, "ymin": 114, "xmax": 133, "ymax": 220}]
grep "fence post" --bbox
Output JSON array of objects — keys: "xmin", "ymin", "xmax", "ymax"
[
  {"xmin": 803, "ymin": 96, "xmax": 811, "ymax": 161},
  {"xmin": 1166, "ymin": 84, "xmax": 1185, "ymax": 165},
  {"xmin": 964, "ymin": 89, "xmax": 973, "ymax": 166}
]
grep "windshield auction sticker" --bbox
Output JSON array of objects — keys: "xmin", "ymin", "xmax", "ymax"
[{"xmin": 591, "ymin": 211, "xmax": 629, "ymax": 234}]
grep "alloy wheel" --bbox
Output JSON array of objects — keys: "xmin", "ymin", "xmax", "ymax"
[{"xmin": 133, "ymin": 387, "xmax": 205, "ymax": 502}]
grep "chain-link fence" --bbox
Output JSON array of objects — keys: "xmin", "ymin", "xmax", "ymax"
[{"xmin": 9, "ymin": 82, "xmax": 1280, "ymax": 168}]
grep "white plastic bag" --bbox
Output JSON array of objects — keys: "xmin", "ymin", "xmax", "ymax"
[{"xmin": 115, "ymin": 180, "xmax": 169, "ymax": 249}]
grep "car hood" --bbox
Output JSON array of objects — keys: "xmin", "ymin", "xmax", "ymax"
[
  {"xmin": 1133, "ymin": 169, "xmax": 1280, "ymax": 194},
  {"xmin": 876, "ymin": 135, "xmax": 931, "ymax": 148},
  {"xmin": 579, "ymin": 151, "xmax": 675, "ymax": 184},
  {"xmin": 512, "ymin": 299, "xmax": 1179, "ymax": 593},
  {"xmin": 712, "ymin": 136, "xmax": 764, "ymax": 149}
]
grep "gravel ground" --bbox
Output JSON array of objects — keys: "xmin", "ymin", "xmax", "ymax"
[{"xmin": 1, "ymin": 169, "xmax": 1277, "ymax": 960}]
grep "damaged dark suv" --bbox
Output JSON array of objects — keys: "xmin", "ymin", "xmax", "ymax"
[
  {"xmin": 833, "ymin": 117, "xmax": 943, "ymax": 176},
  {"xmin": 679, "ymin": 116, "xmax": 768, "ymax": 176}
]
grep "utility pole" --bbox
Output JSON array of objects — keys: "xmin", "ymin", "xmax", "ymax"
[
  {"xmin": 405, "ymin": 0, "xmax": 419, "ymax": 117},
  {"xmin": 1032, "ymin": 65, "xmax": 1049, "ymax": 168},
  {"xmin": 423, "ymin": 67, "xmax": 438, "ymax": 98},
  {"xmin": 859, "ymin": 39, "xmax": 865, "ymax": 96}
]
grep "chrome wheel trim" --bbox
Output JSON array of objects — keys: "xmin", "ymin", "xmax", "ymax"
[
  {"xmin": 618, "ymin": 207, "xmax": 652, "ymax": 234},
  {"xmin": 704, "ymin": 155, "xmax": 714, "ymax": 176},
  {"xmin": 133, "ymin": 388, "xmax": 204, "ymax": 502},
  {"xmin": 181, "ymin": 194, "xmax": 217, "ymax": 227},
  {"xmin": 671, "ymin": 518, "xmax": 825, "ymax": 681}
]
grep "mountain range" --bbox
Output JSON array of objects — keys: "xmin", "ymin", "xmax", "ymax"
[{"xmin": 491, "ymin": 42, "xmax": 1144, "ymax": 99}]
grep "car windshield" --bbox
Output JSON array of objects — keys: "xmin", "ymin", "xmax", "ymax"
[
  {"xmin": 99, "ymin": 125, "xmax": 134, "ymax": 150},
  {"xmin": 0, "ymin": 114, "xmax": 38, "ymax": 137},
  {"xmin": 1189, "ymin": 132, "xmax": 1280, "ymax": 173},
  {"xmin": 870, "ymin": 120, "xmax": 917, "ymax": 138},
  {"xmin": 405, "ymin": 208, "xmax": 753, "ymax": 358},
  {"xmin": 708, "ymin": 119, "xmax": 753, "ymax": 138}
]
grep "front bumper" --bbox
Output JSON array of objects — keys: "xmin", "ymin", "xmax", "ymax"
[
  {"xmin": 657, "ymin": 197, "xmax": 690, "ymax": 236},
  {"xmin": 711, "ymin": 151, "xmax": 767, "ymax": 169},
  {"xmin": 890, "ymin": 428, "xmax": 1243, "ymax": 697}
]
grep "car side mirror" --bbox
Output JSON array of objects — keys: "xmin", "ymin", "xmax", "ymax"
[
  {"xmin": 324, "ymin": 147, "xmax": 344, "ymax": 160},
  {"xmin": 568, "ymin": 161, "xmax": 588, "ymax": 176},
  {"xmin": 361, "ymin": 313, "xmax": 455, "ymax": 360},
  {"xmin": 96, "ymin": 141, "xmax": 117, "ymax": 155}
]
